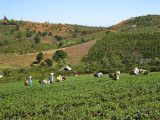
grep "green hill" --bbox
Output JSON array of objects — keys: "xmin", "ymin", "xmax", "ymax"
[
  {"xmin": 82, "ymin": 15, "xmax": 160, "ymax": 72},
  {"xmin": 0, "ymin": 19, "xmax": 105, "ymax": 54},
  {"xmin": 109, "ymin": 14, "xmax": 160, "ymax": 32}
]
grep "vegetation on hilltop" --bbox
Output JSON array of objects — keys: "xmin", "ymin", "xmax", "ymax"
[
  {"xmin": 0, "ymin": 17, "xmax": 105, "ymax": 54},
  {"xmin": 82, "ymin": 15, "xmax": 160, "ymax": 72},
  {"xmin": 109, "ymin": 14, "xmax": 160, "ymax": 32}
]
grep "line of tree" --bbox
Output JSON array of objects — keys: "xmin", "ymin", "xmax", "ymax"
[{"xmin": 82, "ymin": 32, "xmax": 160, "ymax": 72}]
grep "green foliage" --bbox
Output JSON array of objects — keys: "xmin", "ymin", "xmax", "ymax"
[
  {"xmin": 10, "ymin": 29, "xmax": 15, "ymax": 34},
  {"xmin": 84, "ymin": 32, "xmax": 160, "ymax": 72},
  {"xmin": 0, "ymin": 19, "xmax": 105, "ymax": 54},
  {"xmin": 48, "ymin": 32, "xmax": 52, "ymax": 36},
  {"xmin": 3, "ymin": 68, "xmax": 11, "ymax": 77},
  {"xmin": 0, "ymin": 72, "xmax": 160, "ymax": 119},
  {"xmin": 52, "ymin": 50, "xmax": 67, "ymax": 62},
  {"xmin": 16, "ymin": 32, "xmax": 24, "ymax": 42},
  {"xmin": 127, "ymin": 15, "xmax": 160, "ymax": 27},
  {"xmin": 45, "ymin": 58, "xmax": 53, "ymax": 67},
  {"xmin": 52, "ymin": 54, "xmax": 60, "ymax": 62},
  {"xmin": 42, "ymin": 32, "xmax": 47, "ymax": 37},
  {"xmin": 59, "ymin": 42, "xmax": 63, "ymax": 47},
  {"xmin": 40, "ymin": 62, "xmax": 46, "ymax": 67},
  {"xmin": 56, "ymin": 50, "xmax": 67, "ymax": 59},
  {"xmin": 54, "ymin": 35, "xmax": 63, "ymax": 41},
  {"xmin": 34, "ymin": 35, "xmax": 41, "ymax": 43},
  {"xmin": 36, "ymin": 52, "xmax": 43, "ymax": 62},
  {"xmin": 26, "ymin": 31, "xmax": 32, "ymax": 37}
]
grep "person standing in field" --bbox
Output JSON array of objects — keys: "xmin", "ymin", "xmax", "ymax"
[
  {"xmin": 49, "ymin": 73, "xmax": 54, "ymax": 83},
  {"xmin": 114, "ymin": 71, "xmax": 120, "ymax": 80},
  {"xmin": 29, "ymin": 76, "xmax": 32, "ymax": 85}
]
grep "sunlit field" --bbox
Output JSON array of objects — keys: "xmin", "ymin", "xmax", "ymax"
[{"xmin": 0, "ymin": 72, "xmax": 160, "ymax": 119}]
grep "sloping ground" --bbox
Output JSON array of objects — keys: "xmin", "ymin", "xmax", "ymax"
[{"xmin": 0, "ymin": 40, "xmax": 96, "ymax": 67}]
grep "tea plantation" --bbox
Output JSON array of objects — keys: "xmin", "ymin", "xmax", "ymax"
[{"xmin": 0, "ymin": 72, "xmax": 160, "ymax": 119}]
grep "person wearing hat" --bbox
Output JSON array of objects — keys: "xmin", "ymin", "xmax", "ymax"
[
  {"xmin": 49, "ymin": 73, "xmax": 54, "ymax": 83},
  {"xmin": 29, "ymin": 76, "xmax": 32, "ymax": 85},
  {"xmin": 114, "ymin": 71, "xmax": 120, "ymax": 80}
]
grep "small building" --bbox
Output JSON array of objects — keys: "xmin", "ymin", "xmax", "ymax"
[{"xmin": 59, "ymin": 66, "xmax": 72, "ymax": 71}]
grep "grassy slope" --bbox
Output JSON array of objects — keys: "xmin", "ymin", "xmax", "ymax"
[
  {"xmin": 0, "ymin": 19, "xmax": 106, "ymax": 69},
  {"xmin": 0, "ymin": 40, "xmax": 97, "ymax": 68},
  {"xmin": 0, "ymin": 72, "xmax": 159, "ymax": 119},
  {"xmin": 0, "ymin": 20, "xmax": 105, "ymax": 54},
  {"xmin": 109, "ymin": 15, "xmax": 160, "ymax": 32},
  {"xmin": 85, "ymin": 15, "xmax": 160, "ymax": 62}
]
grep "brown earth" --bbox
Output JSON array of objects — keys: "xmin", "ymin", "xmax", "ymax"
[{"xmin": 0, "ymin": 40, "xmax": 96, "ymax": 67}]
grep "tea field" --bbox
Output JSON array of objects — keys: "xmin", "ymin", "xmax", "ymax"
[{"xmin": 0, "ymin": 72, "xmax": 160, "ymax": 119}]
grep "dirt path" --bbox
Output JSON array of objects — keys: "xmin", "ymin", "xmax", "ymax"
[{"xmin": 0, "ymin": 40, "xmax": 96, "ymax": 67}]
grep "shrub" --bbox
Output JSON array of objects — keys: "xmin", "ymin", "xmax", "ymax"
[
  {"xmin": 52, "ymin": 54, "xmax": 60, "ymax": 62},
  {"xmin": 10, "ymin": 29, "xmax": 15, "ymax": 34},
  {"xmin": 48, "ymin": 32, "xmax": 52, "ymax": 36},
  {"xmin": 40, "ymin": 62, "xmax": 46, "ymax": 67},
  {"xmin": 54, "ymin": 35, "xmax": 63, "ymax": 41},
  {"xmin": 3, "ymin": 69, "xmax": 11, "ymax": 77},
  {"xmin": 45, "ymin": 59, "xmax": 53, "ymax": 67},
  {"xmin": 16, "ymin": 32, "xmax": 24, "ymax": 42},
  {"xmin": 26, "ymin": 31, "xmax": 32, "ymax": 37},
  {"xmin": 34, "ymin": 35, "xmax": 41, "ymax": 43},
  {"xmin": 37, "ymin": 31, "xmax": 42, "ymax": 36},
  {"xmin": 42, "ymin": 32, "xmax": 47, "ymax": 37},
  {"xmin": 36, "ymin": 52, "xmax": 43, "ymax": 63},
  {"xmin": 55, "ymin": 50, "xmax": 67, "ymax": 59}
]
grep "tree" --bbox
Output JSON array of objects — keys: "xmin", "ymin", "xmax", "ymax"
[
  {"xmin": 52, "ymin": 54, "xmax": 60, "ymax": 62},
  {"xmin": 54, "ymin": 35, "xmax": 63, "ymax": 41},
  {"xmin": 3, "ymin": 68, "xmax": 11, "ymax": 77},
  {"xmin": 59, "ymin": 42, "xmax": 63, "ymax": 47},
  {"xmin": 52, "ymin": 50, "xmax": 67, "ymax": 62},
  {"xmin": 16, "ymin": 32, "xmax": 23, "ymax": 42},
  {"xmin": 37, "ymin": 31, "xmax": 42, "ymax": 36},
  {"xmin": 26, "ymin": 31, "xmax": 32, "ymax": 37},
  {"xmin": 109, "ymin": 55, "xmax": 123, "ymax": 68},
  {"xmin": 10, "ymin": 29, "xmax": 15, "ymax": 34},
  {"xmin": 101, "ymin": 57, "xmax": 110, "ymax": 68},
  {"xmin": 42, "ymin": 32, "xmax": 47, "ymax": 37},
  {"xmin": 55, "ymin": 50, "xmax": 67, "ymax": 59},
  {"xmin": 45, "ymin": 58, "xmax": 53, "ymax": 67},
  {"xmin": 48, "ymin": 32, "xmax": 52, "ymax": 36},
  {"xmin": 36, "ymin": 52, "xmax": 43, "ymax": 63},
  {"xmin": 15, "ymin": 25, "xmax": 20, "ymax": 30},
  {"xmin": 34, "ymin": 35, "xmax": 41, "ymax": 43},
  {"xmin": 40, "ymin": 62, "xmax": 46, "ymax": 67}
]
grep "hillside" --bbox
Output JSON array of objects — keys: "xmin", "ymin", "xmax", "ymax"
[
  {"xmin": 108, "ymin": 14, "xmax": 160, "ymax": 33},
  {"xmin": 0, "ymin": 40, "xmax": 96, "ymax": 69},
  {"xmin": 82, "ymin": 15, "xmax": 160, "ymax": 72},
  {"xmin": 0, "ymin": 19, "xmax": 105, "ymax": 54}
]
